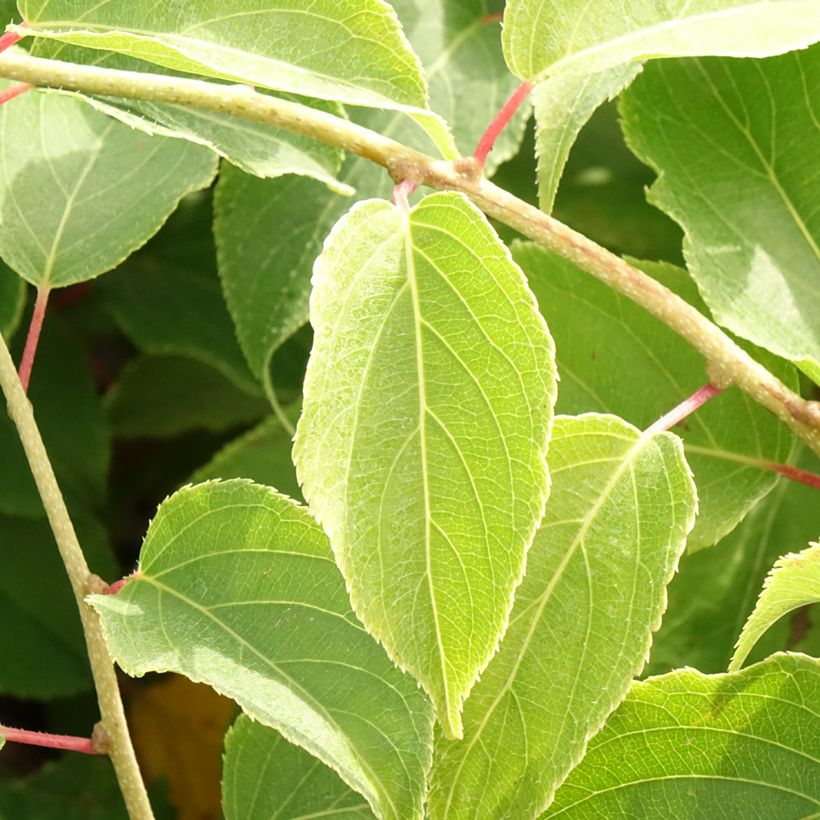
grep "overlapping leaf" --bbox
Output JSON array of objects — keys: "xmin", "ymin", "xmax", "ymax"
[
  {"xmin": 502, "ymin": 0, "xmax": 820, "ymax": 82},
  {"xmin": 294, "ymin": 192, "xmax": 556, "ymax": 738},
  {"xmin": 16, "ymin": 0, "xmax": 444, "ymax": 134},
  {"xmin": 0, "ymin": 85, "xmax": 216, "ymax": 287},
  {"xmin": 648, "ymin": 449, "xmax": 820, "ymax": 676},
  {"xmin": 191, "ymin": 416, "xmax": 302, "ymax": 502},
  {"xmin": 0, "ymin": 317, "xmax": 109, "ymax": 517},
  {"xmin": 545, "ymin": 653, "xmax": 820, "ymax": 818},
  {"xmin": 428, "ymin": 414, "xmax": 696, "ymax": 819},
  {"xmin": 28, "ymin": 40, "xmax": 351, "ymax": 189},
  {"xmin": 91, "ymin": 481, "xmax": 434, "ymax": 820},
  {"xmin": 514, "ymin": 245, "xmax": 796, "ymax": 549},
  {"xmin": 534, "ymin": 64, "xmax": 640, "ymax": 212},
  {"xmin": 100, "ymin": 192, "xmax": 259, "ymax": 395},
  {"xmin": 106, "ymin": 356, "xmax": 268, "ymax": 439},
  {"xmin": 223, "ymin": 715, "xmax": 373, "ymax": 820},
  {"xmin": 215, "ymin": 0, "xmax": 525, "ymax": 388},
  {"xmin": 731, "ymin": 541, "xmax": 820, "ymax": 670},
  {"xmin": 0, "ymin": 512, "xmax": 116, "ymax": 698},
  {"xmin": 509, "ymin": 2, "xmax": 820, "ymax": 221},
  {"xmin": 0, "ymin": 261, "xmax": 24, "ymax": 339},
  {"xmin": 621, "ymin": 48, "xmax": 820, "ymax": 382}
]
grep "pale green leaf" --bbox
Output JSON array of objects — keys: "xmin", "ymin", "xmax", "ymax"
[
  {"xmin": 294, "ymin": 192, "xmax": 556, "ymax": 738},
  {"xmin": 429, "ymin": 414, "xmax": 697, "ymax": 819},
  {"xmin": 502, "ymin": 0, "xmax": 820, "ymax": 82},
  {"xmin": 648, "ymin": 448, "xmax": 820, "ymax": 676},
  {"xmin": 17, "ymin": 0, "xmax": 431, "ymax": 113},
  {"xmin": 28, "ymin": 40, "xmax": 351, "ymax": 190},
  {"xmin": 191, "ymin": 416, "xmax": 302, "ymax": 502},
  {"xmin": 0, "ymin": 317, "xmax": 109, "ymax": 517},
  {"xmin": 0, "ymin": 512, "xmax": 117, "ymax": 698},
  {"xmin": 215, "ymin": 0, "xmax": 524, "ymax": 387},
  {"xmin": 99, "ymin": 191, "xmax": 259, "ymax": 396},
  {"xmin": 0, "ymin": 86, "xmax": 217, "ymax": 287},
  {"xmin": 621, "ymin": 48, "xmax": 820, "ymax": 382},
  {"xmin": 534, "ymin": 63, "xmax": 641, "ymax": 213},
  {"xmin": 222, "ymin": 715, "xmax": 373, "ymax": 820},
  {"xmin": 731, "ymin": 542, "xmax": 820, "ymax": 671},
  {"xmin": 513, "ymin": 244, "xmax": 796, "ymax": 550},
  {"xmin": 106, "ymin": 356, "xmax": 269, "ymax": 439},
  {"xmin": 0, "ymin": 261, "xmax": 25, "ymax": 340},
  {"xmin": 544, "ymin": 653, "xmax": 820, "ymax": 818},
  {"xmin": 91, "ymin": 481, "xmax": 433, "ymax": 820}
]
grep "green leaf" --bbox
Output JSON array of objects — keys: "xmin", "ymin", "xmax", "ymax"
[
  {"xmin": 398, "ymin": 0, "xmax": 529, "ymax": 172},
  {"xmin": 0, "ymin": 512, "xmax": 117, "ymax": 698},
  {"xmin": 222, "ymin": 715, "xmax": 373, "ymax": 820},
  {"xmin": 0, "ymin": 755, "xmax": 129, "ymax": 819},
  {"xmin": 502, "ymin": 0, "xmax": 820, "ymax": 82},
  {"xmin": 545, "ymin": 653, "xmax": 820, "ymax": 818},
  {"xmin": 99, "ymin": 191, "xmax": 259, "ymax": 395},
  {"xmin": 534, "ymin": 64, "xmax": 641, "ymax": 213},
  {"xmin": 0, "ymin": 261, "xmax": 25, "ymax": 340},
  {"xmin": 513, "ymin": 245, "xmax": 796, "ymax": 550},
  {"xmin": 731, "ymin": 542, "xmax": 820, "ymax": 671},
  {"xmin": 428, "ymin": 414, "xmax": 696, "ymax": 819},
  {"xmin": 28, "ymin": 41, "xmax": 351, "ymax": 190},
  {"xmin": 191, "ymin": 416, "xmax": 302, "ymax": 502},
  {"xmin": 621, "ymin": 48, "xmax": 820, "ymax": 383},
  {"xmin": 648, "ymin": 449, "xmax": 820, "ymax": 676},
  {"xmin": 0, "ymin": 317, "xmax": 109, "ymax": 517},
  {"xmin": 215, "ymin": 1, "xmax": 524, "ymax": 388},
  {"xmin": 0, "ymin": 85, "xmax": 217, "ymax": 288},
  {"xmin": 106, "ymin": 356, "xmax": 269, "ymax": 439},
  {"xmin": 91, "ymin": 481, "xmax": 433, "ymax": 820},
  {"xmin": 18, "ymin": 0, "xmax": 430, "ymax": 113},
  {"xmin": 214, "ymin": 167, "xmax": 336, "ymax": 388},
  {"xmin": 294, "ymin": 192, "xmax": 556, "ymax": 738}
]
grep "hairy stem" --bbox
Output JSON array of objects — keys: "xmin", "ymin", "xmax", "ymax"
[
  {"xmin": 0, "ymin": 724, "xmax": 100, "ymax": 754},
  {"xmin": 0, "ymin": 333, "xmax": 154, "ymax": 819},
  {"xmin": 18, "ymin": 286, "xmax": 50, "ymax": 393},
  {"xmin": 0, "ymin": 51, "xmax": 817, "ymax": 456}
]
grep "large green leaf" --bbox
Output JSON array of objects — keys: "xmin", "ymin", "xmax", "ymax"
[
  {"xmin": 191, "ymin": 416, "xmax": 302, "ymax": 502},
  {"xmin": 545, "ymin": 653, "xmax": 820, "ymax": 818},
  {"xmin": 0, "ymin": 317, "xmax": 109, "ymax": 517},
  {"xmin": 91, "ymin": 481, "xmax": 433, "ymax": 820},
  {"xmin": 648, "ymin": 449, "xmax": 820, "ymax": 676},
  {"xmin": 428, "ymin": 414, "xmax": 696, "ymax": 819},
  {"xmin": 0, "ymin": 512, "xmax": 117, "ymax": 698},
  {"xmin": 0, "ymin": 261, "xmax": 24, "ymax": 339},
  {"xmin": 513, "ymin": 245, "xmax": 796, "ymax": 549},
  {"xmin": 621, "ymin": 48, "xmax": 820, "ymax": 383},
  {"xmin": 99, "ymin": 191, "xmax": 259, "ymax": 395},
  {"xmin": 730, "ymin": 542, "xmax": 820, "ymax": 671},
  {"xmin": 27, "ymin": 40, "xmax": 351, "ymax": 189},
  {"xmin": 502, "ymin": 0, "xmax": 820, "ymax": 82},
  {"xmin": 222, "ymin": 715, "xmax": 373, "ymax": 820},
  {"xmin": 294, "ymin": 192, "xmax": 556, "ymax": 738},
  {"xmin": 215, "ymin": 1, "xmax": 524, "ymax": 388},
  {"xmin": 0, "ymin": 85, "xmax": 217, "ymax": 288},
  {"xmin": 17, "ymin": 0, "xmax": 430, "ymax": 114},
  {"xmin": 106, "ymin": 356, "xmax": 268, "ymax": 439}
]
